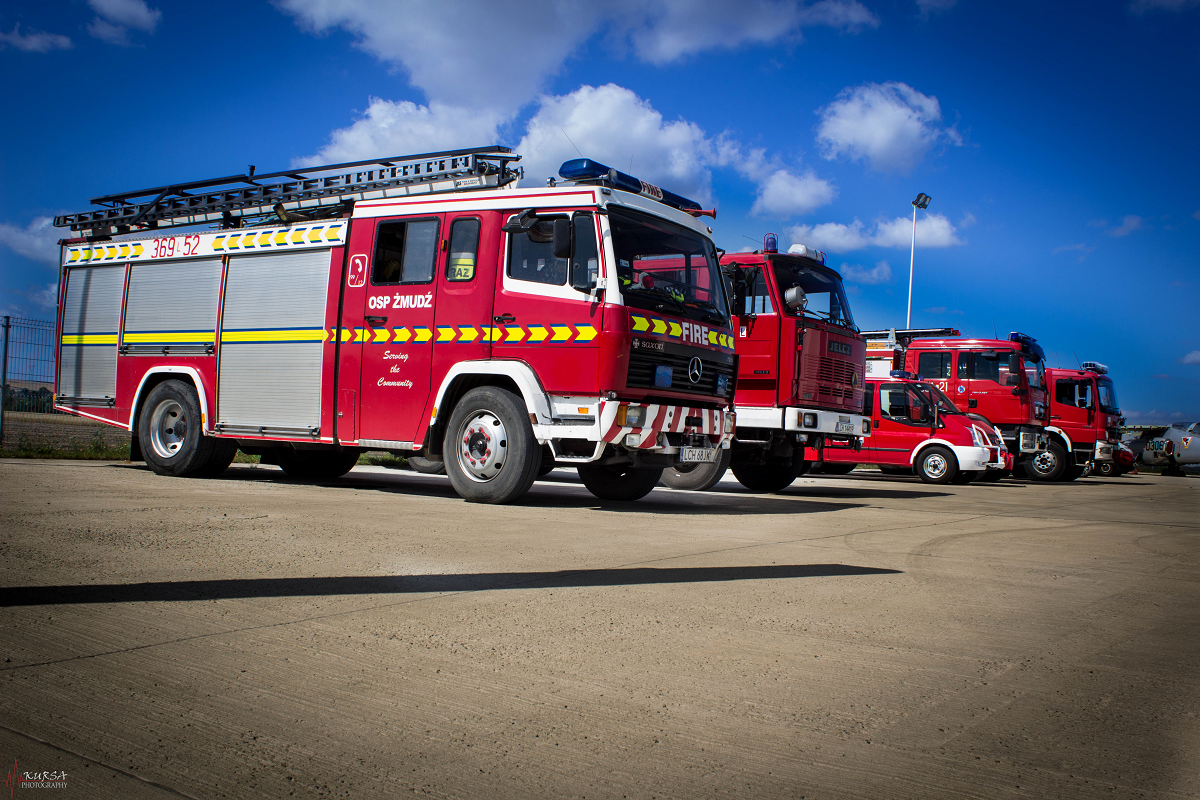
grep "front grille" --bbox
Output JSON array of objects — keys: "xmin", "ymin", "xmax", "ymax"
[
  {"xmin": 627, "ymin": 349, "xmax": 734, "ymax": 397},
  {"xmin": 816, "ymin": 356, "xmax": 861, "ymax": 403}
]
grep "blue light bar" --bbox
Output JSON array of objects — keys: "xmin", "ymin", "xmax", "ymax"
[
  {"xmin": 1008, "ymin": 331, "xmax": 1045, "ymax": 362},
  {"xmin": 890, "ymin": 370, "xmax": 919, "ymax": 380},
  {"xmin": 558, "ymin": 158, "xmax": 702, "ymax": 212}
]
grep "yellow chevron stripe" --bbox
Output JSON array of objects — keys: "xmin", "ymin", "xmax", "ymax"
[
  {"xmin": 631, "ymin": 315, "xmax": 650, "ymax": 332},
  {"xmin": 274, "ymin": 230, "xmax": 288, "ymax": 246},
  {"xmin": 457, "ymin": 325, "xmax": 479, "ymax": 342},
  {"xmin": 213, "ymin": 235, "xmax": 226, "ymax": 250},
  {"xmin": 291, "ymin": 229, "xmax": 306, "ymax": 244},
  {"xmin": 504, "ymin": 325, "xmax": 526, "ymax": 343},
  {"xmin": 574, "ymin": 324, "xmax": 597, "ymax": 343},
  {"xmin": 259, "ymin": 232, "xmax": 272, "ymax": 247},
  {"xmin": 549, "ymin": 324, "xmax": 572, "ymax": 342},
  {"xmin": 132, "ymin": 243, "xmax": 144, "ymax": 257},
  {"xmin": 118, "ymin": 244, "xmax": 130, "ymax": 259},
  {"xmin": 68, "ymin": 250, "xmax": 79, "ymax": 262},
  {"xmin": 413, "ymin": 326, "xmax": 433, "ymax": 343},
  {"xmin": 482, "ymin": 326, "xmax": 502, "ymax": 342},
  {"xmin": 308, "ymin": 227, "xmax": 324, "ymax": 243},
  {"xmin": 123, "ymin": 331, "xmax": 214, "ymax": 343},
  {"xmin": 436, "ymin": 326, "xmax": 457, "ymax": 343},
  {"xmin": 526, "ymin": 325, "xmax": 549, "ymax": 343},
  {"xmin": 668, "ymin": 321, "xmax": 682, "ymax": 338},
  {"xmin": 371, "ymin": 327, "xmax": 392, "ymax": 344},
  {"xmin": 392, "ymin": 327, "xmax": 412, "ymax": 343},
  {"xmin": 651, "ymin": 317, "xmax": 667, "ymax": 335},
  {"xmin": 325, "ymin": 224, "xmax": 344, "ymax": 241},
  {"xmin": 60, "ymin": 333, "xmax": 118, "ymax": 345},
  {"xmin": 707, "ymin": 330, "xmax": 718, "ymax": 346}
]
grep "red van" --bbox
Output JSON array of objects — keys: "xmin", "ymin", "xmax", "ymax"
[{"xmin": 822, "ymin": 373, "xmax": 1011, "ymax": 484}]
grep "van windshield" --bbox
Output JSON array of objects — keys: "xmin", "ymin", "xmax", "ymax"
[
  {"xmin": 913, "ymin": 381, "xmax": 962, "ymax": 414},
  {"xmin": 769, "ymin": 257, "xmax": 857, "ymax": 330},
  {"xmin": 1097, "ymin": 377, "xmax": 1120, "ymax": 415},
  {"xmin": 609, "ymin": 207, "xmax": 730, "ymax": 326}
]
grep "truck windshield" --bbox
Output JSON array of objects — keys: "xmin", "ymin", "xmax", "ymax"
[
  {"xmin": 1097, "ymin": 377, "xmax": 1120, "ymax": 415},
  {"xmin": 609, "ymin": 207, "xmax": 730, "ymax": 326},
  {"xmin": 769, "ymin": 258, "xmax": 857, "ymax": 330}
]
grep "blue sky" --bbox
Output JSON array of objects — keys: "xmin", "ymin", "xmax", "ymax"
[{"xmin": 2, "ymin": 0, "xmax": 1197, "ymax": 422}]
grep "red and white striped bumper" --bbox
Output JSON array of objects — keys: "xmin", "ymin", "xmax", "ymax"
[{"xmin": 599, "ymin": 401, "xmax": 733, "ymax": 450}]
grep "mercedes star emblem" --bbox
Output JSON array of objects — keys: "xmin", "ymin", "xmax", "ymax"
[{"xmin": 688, "ymin": 356, "xmax": 703, "ymax": 384}]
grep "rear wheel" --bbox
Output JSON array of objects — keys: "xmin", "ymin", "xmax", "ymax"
[
  {"xmin": 138, "ymin": 380, "xmax": 229, "ymax": 478},
  {"xmin": 819, "ymin": 462, "xmax": 857, "ymax": 475},
  {"xmin": 660, "ymin": 448, "xmax": 732, "ymax": 491},
  {"xmin": 407, "ymin": 455, "xmax": 446, "ymax": 475},
  {"xmin": 1027, "ymin": 441, "xmax": 1068, "ymax": 481},
  {"xmin": 578, "ymin": 462, "xmax": 663, "ymax": 501},
  {"xmin": 277, "ymin": 449, "xmax": 361, "ymax": 480},
  {"xmin": 443, "ymin": 387, "xmax": 541, "ymax": 504},
  {"xmin": 730, "ymin": 455, "xmax": 807, "ymax": 493},
  {"xmin": 916, "ymin": 446, "xmax": 958, "ymax": 485},
  {"xmin": 1094, "ymin": 461, "xmax": 1120, "ymax": 477}
]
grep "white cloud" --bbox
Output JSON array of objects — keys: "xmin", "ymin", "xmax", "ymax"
[
  {"xmin": 1181, "ymin": 351, "xmax": 1200, "ymax": 365},
  {"xmin": 1108, "ymin": 214, "xmax": 1143, "ymax": 236},
  {"xmin": 749, "ymin": 170, "xmax": 837, "ymax": 216},
  {"xmin": 816, "ymin": 81, "xmax": 961, "ymax": 173},
  {"xmin": 840, "ymin": 260, "xmax": 892, "ymax": 284},
  {"xmin": 0, "ymin": 24, "xmax": 72, "ymax": 52},
  {"xmin": 788, "ymin": 212, "xmax": 962, "ymax": 252},
  {"xmin": 0, "ymin": 217, "xmax": 62, "ymax": 266},
  {"xmin": 89, "ymin": 0, "xmax": 161, "ymax": 31},
  {"xmin": 296, "ymin": 99, "xmax": 504, "ymax": 167},
  {"xmin": 278, "ymin": 0, "xmax": 878, "ymax": 112}
]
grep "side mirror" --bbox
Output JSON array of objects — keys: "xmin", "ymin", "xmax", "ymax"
[
  {"xmin": 783, "ymin": 286, "xmax": 807, "ymax": 310},
  {"xmin": 502, "ymin": 209, "xmax": 537, "ymax": 233},
  {"xmin": 1004, "ymin": 373, "xmax": 1020, "ymax": 387},
  {"xmin": 1008, "ymin": 352, "xmax": 1022, "ymax": 375},
  {"xmin": 552, "ymin": 218, "xmax": 572, "ymax": 259}
]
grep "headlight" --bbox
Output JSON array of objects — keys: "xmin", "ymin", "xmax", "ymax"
[
  {"xmin": 970, "ymin": 426, "xmax": 985, "ymax": 447},
  {"xmin": 625, "ymin": 406, "xmax": 647, "ymax": 427},
  {"xmin": 862, "ymin": 419, "xmax": 871, "ymax": 434},
  {"xmin": 724, "ymin": 412, "xmax": 735, "ymax": 433},
  {"xmin": 803, "ymin": 412, "xmax": 818, "ymax": 428}
]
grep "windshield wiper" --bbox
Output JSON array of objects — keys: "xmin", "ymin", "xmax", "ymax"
[{"xmin": 686, "ymin": 299, "xmax": 728, "ymax": 325}]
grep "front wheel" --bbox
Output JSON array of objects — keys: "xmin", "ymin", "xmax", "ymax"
[
  {"xmin": 578, "ymin": 462, "xmax": 663, "ymax": 501},
  {"xmin": 443, "ymin": 387, "xmax": 541, "ymax": 504},
  {"xmin": 660, "ymin": 448, "xmax": 732, "ymax": 492},
  {"xmin": 916, "ymin": 446, "xmax": 958, "ymax": 485},
  {"xmin": 1026, "ymin": 441, "xmax": 1068, "ymax": 481},
  {"xmin": 138, "ymin": 379, "xmax": 231, "ymax": 477},
  {"xmin": 730, "ymin": 456, "xmax": 807, "ymax": 493},
  {"xmin": 407, "ymin": 455, "xmax": 446, "ymax": 475},
  {"xmin": 1094, "ymin": 461, "xmax": 1121, "ymax": 478}
]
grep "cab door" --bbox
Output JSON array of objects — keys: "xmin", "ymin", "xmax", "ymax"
[
  {"xmin": 429, "ymin": 212, "xmax": 499, "ymax": 398},
  {"xmin": 1052, "ymin": 376, "xmax": 1092, "ymax": 440},
  {"xmin": 732, "ymin": 265, "xmax": 779, "ymax": 407},
  {"xmin": 871, "ymin": 382, "xmax": 934, "ymax": 466},
  {"xmin": 957, "ymin": 350, "xmax": 1012, "ymax": 424},
  {"xmin": 352, "ymin": 214, "xmax": 443, "ymax": 444}
]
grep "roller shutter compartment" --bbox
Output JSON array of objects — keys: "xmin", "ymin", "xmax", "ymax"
[
  {"xmin": 59, "ymin": 265, "xmax": 125, "ymax": 403},
  {"xmin": 217, "ymin": 250, "xmax": 331, "ymax": 435},
  {"xmin": 123, "ymin": 257, "xmax": 222, "ymax": 354}
]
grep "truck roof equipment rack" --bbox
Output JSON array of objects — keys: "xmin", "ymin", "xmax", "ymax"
[
  {"xmin": 1080, "ymin": 361, "xmax": 1108, "ymax": 374},
  {"xmin": 53, "ymin": 146, "xmax": 522, "ymax": 235},
  {"xmin": 860, "ymin": 327, "xmax": 961, "ymax": 347}
]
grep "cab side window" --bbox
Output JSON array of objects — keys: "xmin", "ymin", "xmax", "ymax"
[
  {"xmin": 446, "ymin": 218, "xmax": 480, "ymax": 282},
  {"xmin": 740, "ymin": 267, "xmax": 774, "ymax": 314},
  {"xmin": 508, "ymin": 217, "xmax": 567, "ymax": 286},
  {"xmin": 880, "ymin": 383, "xmax": 931, "ymax": 425},
  {"xmin": 959, "ymin": 352, "xmax": 1009, "ymax": 383},
  {"xmin": 572, "ymin": 213, "xmax": 599, "ymax": 291},
  {"xmin": 373, "ymin": 219, "xmax": 440, "ymax": 285},
  {"xmin": 918, "ymin": 352, "xmax": 950, "ymax": 379}
]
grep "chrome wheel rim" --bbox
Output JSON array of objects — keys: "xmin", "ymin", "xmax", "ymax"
[
  {"xmin": 924, "ymin": 452, "xmax": 949, "ymax": 479},
  {"xmin": 456, "ymin": 410, "xmax": 508, "ymax": 483},
  {"xmin": 149, "ymin": 399, "xmax": 187, "ymax": 460},
  {"xmin": 1032, "ymin": 450, "xmax": 1057, "ymax": 474}
]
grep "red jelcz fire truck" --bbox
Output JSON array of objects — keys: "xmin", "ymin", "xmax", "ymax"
[
  {"xmin": 864, "ymin": 329, "xmax": 1054, "ymax": 479},
  {"xmin": 661, "ymin": 237, "xmax": 869, "ymax": 493},
  {"xmin": 51, "ymin": 147, "xmax": 735, "ymax": 504},
  {"xmin": 1042, "ymin": 362, "xmax": 1120, "ymax": 477}
]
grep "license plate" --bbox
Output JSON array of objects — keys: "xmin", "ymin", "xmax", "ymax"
[
  {"xmin": 835, "ymin": 421, "xmax": 856, "ymax": 434},
  {"xmin": 679, "ymin": 447, "xmax": 717, "ymax": 463}
]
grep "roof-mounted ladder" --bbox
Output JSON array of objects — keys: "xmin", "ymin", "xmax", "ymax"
[
  {"xmin": 860, "ymin": 327, "xmax": 962, "ymax": 347},
  {"xmin": 54, "ymin": 146, "xmax": 522, "ymax": 235}
]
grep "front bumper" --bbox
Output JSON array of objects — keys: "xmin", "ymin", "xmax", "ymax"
[
  {"xmin": 599, "ymin": 401, "xmax": 732, "ymax": 451},
  {"xmin": 935, "ymin": 445, "xmax": 1000, "ymax": 472},
  {"xmin": 1094, "ymin": 440, "xmax": 1115, "ymax": 462}
]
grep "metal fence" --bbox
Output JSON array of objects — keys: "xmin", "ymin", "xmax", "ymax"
[{"xmin": 0, "ymin": 316, "xmax": 128, "ymax": 452}]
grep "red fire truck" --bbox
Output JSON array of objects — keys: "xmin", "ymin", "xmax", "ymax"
[
  {"xmin": 51, "ymin": 148, "xmax": 736, "ymax": 504},
  {"xmin": 1042, "ymin": 362, "xmax": 1120, "ymax": 477},
  {"xmin": 864, "ymin": 329, "xmax": 1053, "ymax": 479},
  {"xmin": 662, "ymin": 237, "xmax": 869, "ymax": 492},
  {"xmin": 820, "ymin": 373, "xmax": 1011, "ymax": 483}
]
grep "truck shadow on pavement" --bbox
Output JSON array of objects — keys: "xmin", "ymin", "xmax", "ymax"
[{"xmin": 0, "ymin": 564, "xmax": 902, "ymax": 607}]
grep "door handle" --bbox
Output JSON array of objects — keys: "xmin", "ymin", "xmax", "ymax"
[
  {"xmin": 494, "ymin": 313, "xmax": 516, "ymax": 323},
  {"xmin": 1051, "ymin": 415, "xmax": 1062, "ymax": 419},
  {"xmin": 365, "ymin": 315, "xmax": 388, "ymax": 326}
]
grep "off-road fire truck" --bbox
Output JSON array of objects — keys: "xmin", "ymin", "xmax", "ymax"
[
  {"xmin": 661, "ymin": 237, "xmax": 869, "ymax": 493},
  {"xmin": 51, "ymin": 147, "xmax": 736, "ymax": 504},
  {"xmin": 1043, "ymin": 362, "xmax": 1120, "ymax": 476},
  {"xmin": 864, "ymin": 329, "xmax": 1054, "ymax": 479}
]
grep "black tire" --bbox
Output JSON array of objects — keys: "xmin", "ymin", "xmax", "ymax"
[
  {"xmin": 1026, "ymin": 441, "xmax": 1068, "ymax": 482},
  {"xmin": 879, "ymin": 465, "xmax": 914, "ymax": 476},
  {"xmin": 660, "ymin": 448, "xmax": 732, "ymax": 491},
  {"xmin": 819, "ymin": 462, "xmax": 857, "ymax": 475},
  {"xmin": 443, "ymin": 386, "xmax": 541, "ymax": 504},
  {"xmin": 277, "ymin": 449, "xmax": 360, "ymax": 480},
  {"xmin": 915, "ymin": 445, "xmax": 958, "ymax": 485},
  {"xmin": 577, "ymin": 462, "xmax": 663, "ymax": 501},
  {"xmin": 950, "ymin": 470, "xmax": 981, "ymax": 485},
  {"xmin": 977, "ymin": 469, "xmax": 1007, "ymax": 482},
  {"xmin": 407, "ymin": 455, "xmax": 446, "ymax": 475},
  {"xmin": 1094, "ymin": 461, "xmax": 1120, "ymax": 478},
  {"xmin": 138, "ymin": 379, "xmax": 228, "ymax": 477},
  {"xmin": 730, "ymin": 455, "xmax": 807, "ymax": 493}
]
